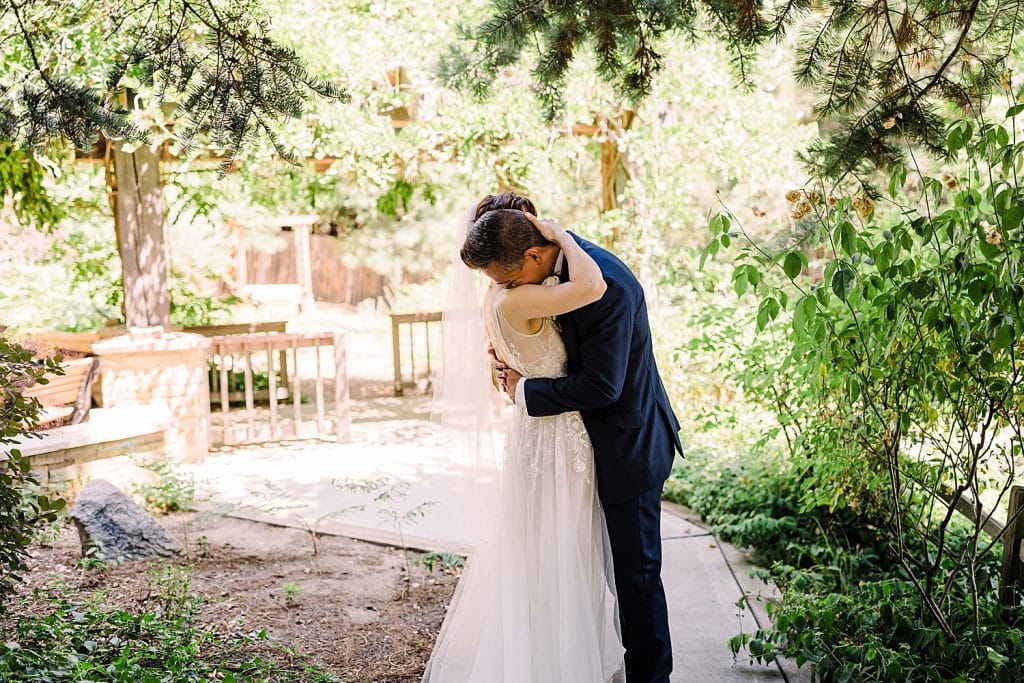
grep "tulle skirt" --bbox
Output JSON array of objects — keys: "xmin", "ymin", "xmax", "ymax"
[{"xmin": 422, "ymin": 408, "xmax": 624, "ymax": 682}]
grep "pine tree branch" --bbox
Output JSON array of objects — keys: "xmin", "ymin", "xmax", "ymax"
[{"xmin": 917, "ymin": 0, "xmax": 981, "ymax": 102}]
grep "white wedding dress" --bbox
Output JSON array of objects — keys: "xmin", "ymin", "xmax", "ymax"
[{"xmin": 423, "ymin": 282, "xmax": 625, "ymax": 683}]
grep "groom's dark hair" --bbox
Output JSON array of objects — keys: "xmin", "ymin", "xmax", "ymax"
[{"xmin": 462, "ymin": 192, "xmax": 551, "ymax": 272}]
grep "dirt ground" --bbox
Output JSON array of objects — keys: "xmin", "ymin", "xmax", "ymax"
[
  {"xmin": 6, "ymin": 305, "xmax": 459, "ymax": 681},
  {"xmin": 6, "ymin": 511, "xmax": 460, "ymax": 682}
]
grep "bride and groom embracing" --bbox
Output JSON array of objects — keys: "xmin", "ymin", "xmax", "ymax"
[{"xmin": 424, "ymin": 192, "xmax": 684, "ymax": 683}]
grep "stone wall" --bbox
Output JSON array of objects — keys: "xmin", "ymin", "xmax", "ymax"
[{"xmin": 92, "ymin": 327, "xmax": 211, "ymax": 464}]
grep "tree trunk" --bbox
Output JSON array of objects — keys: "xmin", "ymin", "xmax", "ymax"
[
  {"xmin": 111, "ymin": 142, "xmax": 170, "ymax": 328},
  {"xmin": 599, "ymin": 109, "xmax": 635, "ymax": 244}
]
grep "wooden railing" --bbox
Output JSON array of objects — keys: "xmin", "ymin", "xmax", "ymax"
[
  {"xmin": 939, "ymin": 486, "xmax": 1024, "ymax": 606},
  {"xmin": 208, "ymin": 332, "xmax": 350, "ymax": 446},
  {"xmin": 30, "ymin": 320, "xmax": 289, "ymax": 356},
  {"xmin": 190, "ymin": 322, "xmax": 291, "ymax": 404},
  {"xmin": 390, "ymin": 312, "xmax": 442, "ymax": 396}
]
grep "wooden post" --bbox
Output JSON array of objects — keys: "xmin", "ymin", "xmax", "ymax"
[
  {"xmin": 314, "ymin": 341, "xmax": 326, "ymax": 436},
  {"xmin": 600, "ymin": 138, "xmax": 619, "ymax": 214},
  {"xmin": 111, "ymin": 138, "xmax": 171, "ymax": 328},
  {"xmin": 407, "ymin": 322, "xmax": 415, "ymax": 384},
  {"xmin": 279, "ymin": 349, "xmax": 289, "ymax": 401},
  {"xmin": 291, "ymin": 339, "xmax": 302, "ymax": 436},
  {"xmin": 599, "ymin": 109, "xmax": 634, "ymax": 244},
  {"xmin": 1000, "ymin": 485, "xmax": 1024, "ymax": 606},
  {"xmin": 293, "ymin": 221, "xmax": 314, "ymax": 309},
  {"xmin": 267, "ymin": 343, "xmax": 279, "ymax": 440},
  {"xmin": 333, "ymin": 332, "xmax": 351, "ymax": 442},
  {"xmin": 243, "ymin": 344, "xmax": 255, "ymax": 441},
  {"xmin": 219, "ymin": 349, "xmax": 231, "ymax": 445},
  {"xmin": 424, "ymin": 321, "xmax": 432, "ymax": 379},
  {"xmin": 391, "ymin": 315, "xmax": 403, "ymax": 396}
]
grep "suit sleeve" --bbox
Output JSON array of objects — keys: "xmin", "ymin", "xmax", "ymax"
[{"xmin": 523, "ymin": 278, "xmax": 633, "ymax": 416}]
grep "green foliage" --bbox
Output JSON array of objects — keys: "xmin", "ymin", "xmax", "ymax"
[
  {"xmin": 665, "ymin": 450, "xmax": 887, "ymax": 578},
  {"xmin": 668, "ymin": 451, "xmax": 1024, "ymax": 682},
  {"xmin": 45, "ymin": 223, "xmax": 240, "ymax": 330},
  {"xmin": 0, "ymin": 0, "xmax": 347, "ymax": 167},
  {"xmin": 0, "ymin": 337, "xmax": 66, "ymax": 608},
  {"xmin": 0, "ymin": 569, "xmax": 338, "ymax": 681},
  {"xmin": 446, "ymin": 0, "xmax": 763, "ymax": 115},
  {"xmin": 421, "ymin": 551, "xmax": 466, "ymax": 574},
  {"xmin": 0, "ymin": 144, "xmax": 63, "ymax": 230},
  {"xmin": 698, "ymin": 95, "xmax": 1024, "ymax": 676},
  {"xmin": 280, "ymin": 581, "xmax": 303, "ymax": 606},
  {"xmin": 44, "ymin": 226, "xmax": 124, "ymax": 323},
  {"xmin": 1, "ymin": 1, "xmax": 819, "ymax": 314},
  {"xmin": 168, "ymin": 273, "xmax": 241, "ymax": 328},
  {"xmin": 743, "ymin": 570, "xmax": 1024, "ymax": 683},
  {"xmin": 130, "ymin": 457, "xmax": 197, "ymax": 515},
  {"xmin": 461, "ymin": 1, "xmax": 1024, "ymax": 177}
]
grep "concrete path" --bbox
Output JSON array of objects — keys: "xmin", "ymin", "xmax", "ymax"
[{"xmin": 178, "ymin": 395, "xmax": 810, "ymax": 682}]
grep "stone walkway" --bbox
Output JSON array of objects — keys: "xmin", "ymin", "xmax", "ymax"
[{"xmin": 179, "ymin": 393, "xmax": 810, "ymax": 682}]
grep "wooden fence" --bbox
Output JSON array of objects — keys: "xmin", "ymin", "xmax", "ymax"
[
  {"xmin": 390, "ymin": 312, "xmax": 442, "ymax": 396},
  {"xmin": 243, "ymin": 228, "xmax": 387, "ymax": 305},
  {"xmin": 207, "ymin": 331, "xmax": 350, "ymax": 446}
]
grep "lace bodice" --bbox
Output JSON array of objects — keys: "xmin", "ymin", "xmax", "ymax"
[
  {"xmin": 483, "ymin": 279, "xmax": 592, "ymax": 479},
  {"xmin": 483, "ymin": 279, "xmax": 568, "ymax": 380}
]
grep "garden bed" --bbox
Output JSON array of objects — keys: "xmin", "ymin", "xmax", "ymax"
[{"xmin": 1, "ymin": 512, "xmax": 459, "ymax": 681}]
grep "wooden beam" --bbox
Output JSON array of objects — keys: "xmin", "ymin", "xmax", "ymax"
[{"xmin": 936, "ymin": 488, "xmax": 1005, "ymax": 539}]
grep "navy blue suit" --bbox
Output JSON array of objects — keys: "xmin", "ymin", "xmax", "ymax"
[{"xmin": 523, "ymin": 234, "xmax": 682, "ymax": 683}]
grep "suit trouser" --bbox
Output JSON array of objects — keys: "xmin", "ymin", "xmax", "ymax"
[{"xmin": 602, "ymin": 484, "xmax": 672, "ymax": 683}]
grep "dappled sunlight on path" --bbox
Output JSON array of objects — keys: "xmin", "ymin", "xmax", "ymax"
[{"xmin": 184, "ymin": 394, "xmax": 502, "ymax": 555}]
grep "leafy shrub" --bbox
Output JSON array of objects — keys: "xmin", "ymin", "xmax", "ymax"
[
  {"xmin": 695, "ymin": 95, "xmax": 1024, "ymax": 680},
  {"xmin": 130, "ymin": 457, "xmax": 197, "ymax": 515},
  {"xmin": 0, "ymin": 337, "xmax": 66, "ymax": 608},
  {"xmin": 0, "ymin": 567, "xmax": 338, "ymax": 682},
  {"xmin": 45, "ymin": 228, "xmax": 240, "ymax": 330},
  {"xmin": 668, "ymin": 451, "xmax": 1024, "ymax": 682}
]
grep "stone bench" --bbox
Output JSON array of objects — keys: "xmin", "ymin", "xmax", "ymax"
[{"xmin": 3, "ymin": 405, "xmax": 173, "ymax": 496}]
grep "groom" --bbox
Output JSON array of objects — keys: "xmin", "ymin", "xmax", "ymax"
[{"xmin": 477, "ymin": 192, "xmax": 683, "ymax": 683}]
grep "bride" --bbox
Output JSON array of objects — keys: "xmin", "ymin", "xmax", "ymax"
[{"xmin": 423, "ymin": 194, "xmax": 625, "ymax": 682}]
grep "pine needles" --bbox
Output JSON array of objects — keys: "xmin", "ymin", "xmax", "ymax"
[
  {"xmin": 0, "ymin": 0, "xmax": 349, "ymax": 168},
  {"xmin": 449, "ymin": 0, "xmax": 1024, "ymax": 178}
]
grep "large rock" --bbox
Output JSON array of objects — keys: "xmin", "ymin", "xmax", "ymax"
[{"xmin": 69, "ymin": 479, "xmax": 182, "ymax": 562}]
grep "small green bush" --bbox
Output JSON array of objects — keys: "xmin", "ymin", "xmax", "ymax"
[
  {"xmin": 668, "ymin": 451, "xmax": 1024, "ymax": 682},
  {"xmin": 131, "ymin": 457, "xmax": 196, "ymax": 515},
  {"xmin": 0, "ymin": 337, "xmax": 66, "ymax": 608},
  {"xmin": 0, "ymin": 567, "xmax": 338, "ymax": 682}
]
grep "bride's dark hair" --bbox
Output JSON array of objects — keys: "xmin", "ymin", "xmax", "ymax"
[
  {"xmin": 462, "ymin": 192, "xmax": 552, "ymax": 271},
  {"xmin": 473, "ymin": 191, "xmax": 536, "ymax": 220}
]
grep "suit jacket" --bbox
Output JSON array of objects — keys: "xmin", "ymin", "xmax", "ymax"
[{"xmin": 523, "ymin": 233, "xmax": 684, "ymax": 504}]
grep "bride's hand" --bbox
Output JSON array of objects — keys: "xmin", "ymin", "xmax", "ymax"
[{"xmin": 525, "ymin": 213, "xmax": 566, "ymax": 243}]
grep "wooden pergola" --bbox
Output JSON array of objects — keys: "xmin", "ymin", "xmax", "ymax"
[{"xmin": 71, "ymin": 70, "xmax": 634, "ymax": 329}]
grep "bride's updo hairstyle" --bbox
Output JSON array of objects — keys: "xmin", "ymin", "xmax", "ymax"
[
  {"xmin": 461, "ymin": 192, "xmax": 553, "ymax": 272},
  {"xmin": 472, "ymin": 191, "xmax": 536, "ymax": 221}
]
